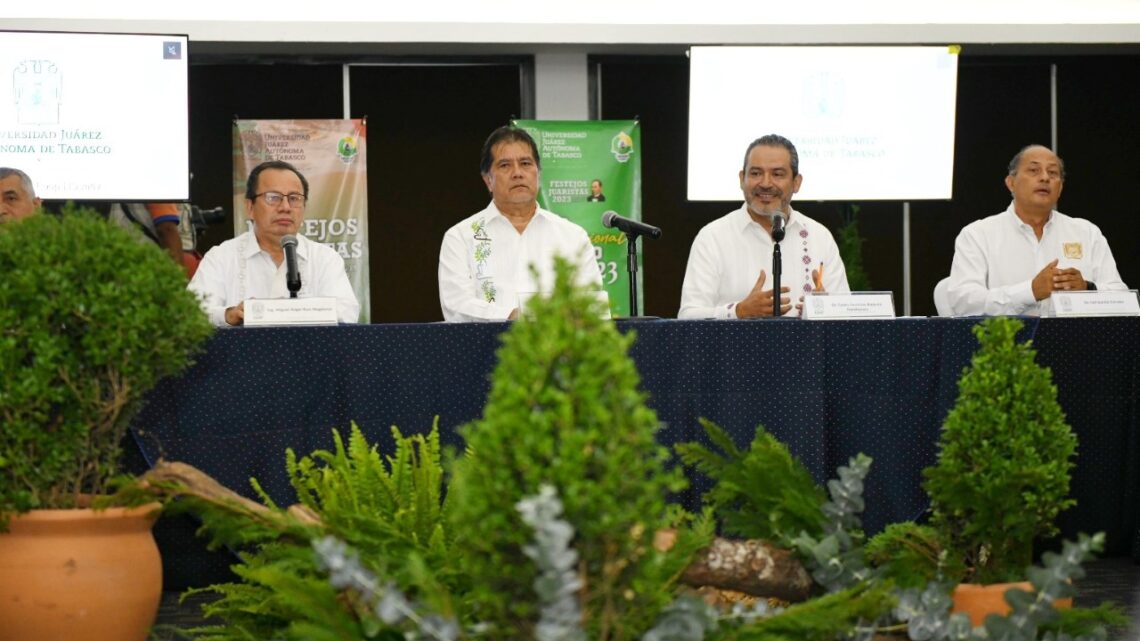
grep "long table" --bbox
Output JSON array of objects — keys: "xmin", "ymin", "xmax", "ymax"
[{"xmin": 130, "ymin": 317, "xmax": 1140, "ymax": 586}]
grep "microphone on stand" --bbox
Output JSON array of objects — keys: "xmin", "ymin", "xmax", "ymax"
[
  {"xmin": 768, "ymin": 211, "xmax": 786, "ymax": 316},
  {"xmin": 601, "ymin": 211, "xmax": 662, "ymax": 239},
  {"xmin": 600, "ymin": 211, "xmax": 661, "ymax": 317},
  {"xmin": 770, "ymin": 211, "xmax": 786, "ymax": 242},
  {"xmin": 281, "ymin": 235, "xmax": 302, "ymax": 298}
]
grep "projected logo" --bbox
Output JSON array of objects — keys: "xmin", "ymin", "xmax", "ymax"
[
  {"xmin": 337, "ymin": 136, "xmax": 359, "ymax": 164},
  {"xmin": 610, "ymin": 131, "xmax": 634, "ymax": 163},
  {"xmin": 801, "ymin": 72, "xmax": 845, "ymax": 119},
  {"xmin": 12, "ymin": 59, "xmax": 62, "ymax": 125},
  {"xmin": 163, "ymin": 41, "xmax": 182, "ymax": 60}
]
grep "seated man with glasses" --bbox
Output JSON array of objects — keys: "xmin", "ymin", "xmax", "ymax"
[{"xmin": 188, "ymin": 160, "xmax": 359, "ymax": 326}]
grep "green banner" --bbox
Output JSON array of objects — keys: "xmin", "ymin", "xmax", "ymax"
[{"xmin": 513, "ymin": 119, "xmax": 641, "ymax": 317}]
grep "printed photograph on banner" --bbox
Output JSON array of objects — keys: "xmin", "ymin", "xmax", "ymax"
[
  {"xmin": 512, "ymin": 119, "xmax": 642, "ymax": 318},
  {"xmin": 232, "ymin": 119, "xmax": 371, "ymax": 322}
]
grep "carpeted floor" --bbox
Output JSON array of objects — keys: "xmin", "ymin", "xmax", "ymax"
[{"xmin": 152, "ymin": 557, "xmax": 1140, "ymax": 640}]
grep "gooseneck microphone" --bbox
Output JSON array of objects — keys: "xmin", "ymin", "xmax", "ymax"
[
  {"xmin": 281, "ymin": 235, "xmax": 302, "ymax": 298},
  {"xmin": 601, "ymin": 211, "xmax": 662, "ymax": 240}
]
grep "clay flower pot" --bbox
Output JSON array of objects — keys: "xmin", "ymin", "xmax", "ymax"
[
  {"xmin": 952, "ymin": 581, "xmax": 1073, "ymax": 627},
  {"xmin": 0, "ymin": 503, "xmax": 163, "ymax": 641}
]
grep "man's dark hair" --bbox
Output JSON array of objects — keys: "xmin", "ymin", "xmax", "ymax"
[
  {"xmin": 742, "ymin": 134, "xmax": 800, "ymax": 177},
  {"xmin": 592, "ymin": 178, "xmax": 603, "ymax": 186},
  {"xmin": 479, "ymin": 126, "xmax": 541, "ymax": 175},
  {"xmin": 1008, "ymin": 144, "xmax": 1065, "ymax": 179},
  {"xmin": 245, "ymin": 160, "xmax": 309, "ymax": 201}
]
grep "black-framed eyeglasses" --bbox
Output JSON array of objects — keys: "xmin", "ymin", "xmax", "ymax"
[{"xmin": 254, "ymin": 191, "xmax": 307, "ymax": 207}]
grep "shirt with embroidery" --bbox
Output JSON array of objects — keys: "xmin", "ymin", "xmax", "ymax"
[
  {"xmin": 679, "ymin": 205, "xmax": 849, "ymax": 319},
  {"xmin": 438, "ymin": 202, "xmax": 603, "ymax": 322}
]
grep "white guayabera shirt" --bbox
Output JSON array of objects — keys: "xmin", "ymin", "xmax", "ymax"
[
  {"xmin": 438, "ymin": 202, "xmax": 604, "ymax": 322},
  {"xmin": 188, "ymin": 230, "xmax": 360, "ymax": 326},
  {"xmin": 947, "ymin": 203, "xmax": 1127, "ymax": 317}
]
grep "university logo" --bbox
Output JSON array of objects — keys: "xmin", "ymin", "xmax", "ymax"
[
  {"xmin": 610, "ymin": 132, "xmax": 635, "ymax": 163},
  {"xmin": 337, "ymin": 136, "xmax": 359, "ymax": 164}
]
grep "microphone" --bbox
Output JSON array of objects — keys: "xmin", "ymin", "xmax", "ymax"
[
  {"xmin": 769, "ymin": 212, "xmax": 786, "ymax": 242},
  {"xmin": 601, "ymin": 211, "xmax": 662, "ymax": 239},
  {"xmin": 281, "ymin": 235, "xmax": 302, "ymax": 298}
]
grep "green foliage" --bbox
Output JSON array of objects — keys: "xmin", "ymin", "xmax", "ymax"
[
  {"xmin": 287, "ymin": 421, "xmax": 452, "ymax": 580},
  {"xmin": 725, "ymin": 582, "xmax": 896, "ymax": 641},
  {"xmin": 864, "ymin": 522, "xmax": 954, "ymax": 590},
  {"xmin": 676, "ymin": 420, "xmax": 826, "ymax": 544},
  {"xmin": 448, "ymin": 257, "xmax": 697, "ymax": 640},
  {"xmin": 790, "ymin": 454, "xmax": 874, "ymax": 592},
  {"xmin": 0, "ymin": 206, "xmax": 212, "ymax": 526},
  {"xmin": 923, "ymin": 317, "xmax": 1077, "ymax": 584},
  {"xmin": 179, "ymin": 422, "xmax": 454, "ymax": 641},
  {"xmin": 894, "ymin": 532, "xmax": 1121, "ymax": 641},
  {"xmin": 836, "ymin": 206, "xmax": 871, "ymax": 291}
]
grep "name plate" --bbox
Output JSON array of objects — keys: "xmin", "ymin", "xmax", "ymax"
[
  {"xmin": 1051, "ymin": 290, "xmax": 1140, "ymax": 317},
  {"xmin": 244, "ymin": 297, "xmax": 338, "ymax": 326},
  {"xmin": 802, "ymin": 291, "xmax": 896, "ymax": 320}
]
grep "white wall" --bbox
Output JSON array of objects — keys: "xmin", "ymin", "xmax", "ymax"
[{"xmin": 6, "ymin": 0, "xmax": 1139, "ymax": 44}]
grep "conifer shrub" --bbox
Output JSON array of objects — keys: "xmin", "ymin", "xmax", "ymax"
[
  {"xmin": 448, "ymin": 257, "xmax": 695, "ymax": 640},
  {"xmin": 923, "ymin": 317, "xmax": 1077, "ymax": 584}
]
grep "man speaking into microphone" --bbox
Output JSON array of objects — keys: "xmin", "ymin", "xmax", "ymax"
[
  {"xmin": 188, "ymin": 160, "xmax": 359, "ymax": 326},
  {"xmin": 678, "ymin": 134, "xmax": 848, "ymax": 319}
]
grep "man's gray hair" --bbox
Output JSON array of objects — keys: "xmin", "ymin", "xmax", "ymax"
[
  {"xmin": 0, "ymin": 167, "xmax": 36, "ymax": 198},
  {"xmin": 1007, "ymin": 145, "xmax": 1065, "ymax": 179},
  {"xmin": 742, "ymin": 134, "xmax": 800, "ymax": 176}
]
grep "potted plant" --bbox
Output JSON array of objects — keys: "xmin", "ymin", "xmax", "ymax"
[
  {"xmin": 922, "ymin": 316, "xmax": 1078, "ymax": 625},
  {"xmin": 0, "ymin": 207, "xmax": 213, "ymax": 641}
]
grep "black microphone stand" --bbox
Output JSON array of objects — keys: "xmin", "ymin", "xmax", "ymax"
[
  {"xmin": 772, "ymin": 241, "xmax": 782, "ymax": 317},
  {"xmin": 625, "ymin": 231, "xmax": 642, "ymax": 317},
  {"xmin": 771, "ymin": 216, "xmax": 785, "ymax": 317}
]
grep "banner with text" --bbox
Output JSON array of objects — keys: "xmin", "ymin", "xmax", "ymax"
[
  {"xmin": 233, "ymin": 119, "xmax": 370, "ymax": 323},
  {"xmin": 513, "ymin": 119, "xmax": 642, "ymax": 317}
]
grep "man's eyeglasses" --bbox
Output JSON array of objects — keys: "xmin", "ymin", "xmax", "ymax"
[{"xmin": 254, "ymin": 192, "xmax": 307, "ymax": 207}]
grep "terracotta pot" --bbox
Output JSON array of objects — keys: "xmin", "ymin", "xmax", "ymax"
[
  {"xmin": 0, "ymin": 503, "xmax": 163, "ymax": 641},
  {"xmin": 952, "ymin": 581, "xmax": 1073, "ymax": 627}
]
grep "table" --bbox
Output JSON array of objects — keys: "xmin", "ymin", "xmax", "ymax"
[{"xmin": 129, "ymin": 317, "xmax": 1140, "ymax": 587}]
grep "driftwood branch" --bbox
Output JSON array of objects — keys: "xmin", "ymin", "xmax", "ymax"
[
  {"xmin": 144, "ymin": 462, "xmax": 809, "ymax": 601},
  {"xmin": 140, "ymin": 460, "xmax": 323, "ymax": 528}
]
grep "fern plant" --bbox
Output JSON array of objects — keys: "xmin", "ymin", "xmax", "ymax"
[
  {"xmin": 173, "ymin": 421, "xmax": 455, "ymax": 641},
  {"xmin": 676, "ymin": 419, "xmax": 827, "ymax": 544}
]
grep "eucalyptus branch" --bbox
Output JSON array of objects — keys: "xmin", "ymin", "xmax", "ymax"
[
  {"xmin": 516, "ymin": 484, "xmax": 587, "ymax": 641},
  {"xmin": 312, "ymin": 535, "xmax": 461, "ymax": 641}
]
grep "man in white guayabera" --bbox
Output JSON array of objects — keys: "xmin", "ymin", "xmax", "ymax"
[
  {"xmin": 188, "ymin": 160, "xmax": 359, "ymax": 326},
  {"xmin": 679, "ymin": 134, "xmax": 849, "ymax": 319},
  {"xmin": 946, "ymin": 144, "xmax": 1127, "ymax": 316},
  {"xmin": 438, "ymin": 126, "xmax": 604, "ymax": 322}
]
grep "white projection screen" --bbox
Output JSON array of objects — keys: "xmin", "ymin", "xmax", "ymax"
[
  {"xmin": 0, "ymin": 31, "xmax": 189, "ymax": 201},
  {"xmin": 688, "ymin": 46, "xmax": 959, "ymax": 201}
]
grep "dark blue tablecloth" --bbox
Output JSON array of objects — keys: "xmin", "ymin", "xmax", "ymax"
[{"xmin": 129, "ymin": 317, "xmax": 1140, "ymax": 587}]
